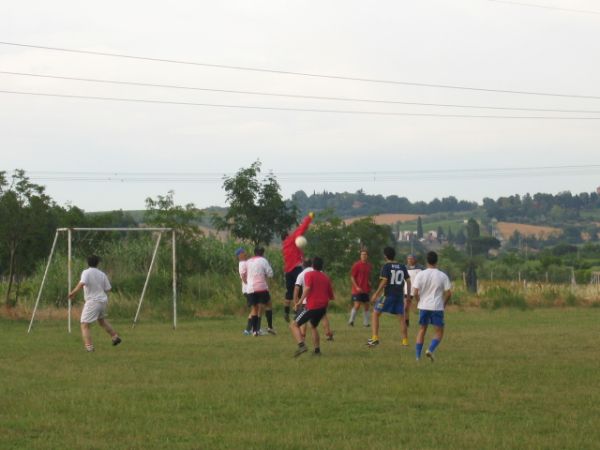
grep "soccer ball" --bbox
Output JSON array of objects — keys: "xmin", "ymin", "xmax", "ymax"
[{"xmin": 295, "ymin": 236, "xmax": 307, "ymax": 249}]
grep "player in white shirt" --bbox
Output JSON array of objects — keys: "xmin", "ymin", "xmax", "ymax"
[
  {"xmin": 68, "ymin": 255, "xmax": 121, "ymax": 352},
  {"xmin": 404, "ymin": 254, "xmax": 425, "ymax": 328},
  {"xmin": 236, "ymin": 247, "xmax": 255, "ymax": 336},
  {"xmin": 412, "ymin": 251, "xmax": 452, "ymax": 362},
  {"xmin": 241, "ymin": 246, "xmax": 276, "ymax": 336}
]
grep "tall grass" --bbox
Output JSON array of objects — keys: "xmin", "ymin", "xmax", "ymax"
[{"xmin": 2, "ymin": 236, "xmax": 600, "ymax": 321}]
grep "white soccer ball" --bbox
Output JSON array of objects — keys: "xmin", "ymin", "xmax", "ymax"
[{"xmin": 295, "ymin": 236, "xmax": 307, "ymax": 249}]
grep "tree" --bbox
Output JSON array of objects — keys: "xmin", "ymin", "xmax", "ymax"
[
  {"xmin": 436, "ymin": 225, "xmax": 445, "ymax": 243},
  {"xmin": 213, "ymin": 161, "xmax": 297, "ymax": 245},
  {"xmin": 145, "ymin": 191, "xmax": 204, "ymax": 276},
  {"xmin": 466, "ymin": 218, "xmax": 480, "ymax": 240},
  {"xmin": 0, "ymin": 170, "xmax": 57, "ymax": 305},
  {"xmin": 416, "ymin": 216, "xmax": 423, "ymax": 239}
]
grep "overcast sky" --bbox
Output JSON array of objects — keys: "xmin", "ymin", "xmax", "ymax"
[{"xmin": 1, "ymin": 0, "xmax": 599, "ymax": 212}]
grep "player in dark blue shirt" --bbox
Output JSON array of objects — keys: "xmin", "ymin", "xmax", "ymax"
[{"xmin": 367, "ymin": 246, "xmax": 410, "ymax": 347}]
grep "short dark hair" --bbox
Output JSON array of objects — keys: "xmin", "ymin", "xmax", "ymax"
[
  {"xmin": 383, "ymin": 246, "xmax": 396, "ymax": 261},
  {"xmin": 87, "ymin": 255, "xmax": 100, "ymax": 267},
  {"xmin": 254, "ymin": 246, "xmax": 265, "ymax": 256},
  {"xmin": 312, "ymin": 256, "xmax": 324, "ymax": 271},
  {"xmin": 427, "ymin": 251, "xmax": 438, "ymax": 265},
  {"xmin": 303, "ymin": 257, "xmax": 313, "ymax": 268}
]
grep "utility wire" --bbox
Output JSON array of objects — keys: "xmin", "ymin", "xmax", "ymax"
[
  {"xmin": 1, "ymin": 41, "xmax": 600, "ymax": 100},
  {"xmin": 488, "ymin": 0, "xmax": 600, "ymax": 16},
  {"xmin": 25, "ymin": 164, "xmax": 600, "ymax": 184},
  {"xmin": 2, "ymin": 70, "xmax": 600, "ymax": 114},
  {"xmin": 2, "ymin": 89, "xmax": 600, "ymax": 119}
]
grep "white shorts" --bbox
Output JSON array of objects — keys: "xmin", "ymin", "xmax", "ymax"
[{"xmin": 80, "ymin": 301, "xmax": 108, "ymax": 323}]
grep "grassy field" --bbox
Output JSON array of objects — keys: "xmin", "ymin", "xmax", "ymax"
[{"xmin": 1, "ymin": 309, "xmax": 599, "ymax": 449}]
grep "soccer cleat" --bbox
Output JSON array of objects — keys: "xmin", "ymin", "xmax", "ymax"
[
  {"xmin": 257, "ymin": 329, "xmax": 269, "ymax": 336},
  {"xmin": 426, "ymin": 350, "xmax": 435, "ymax": 362},
  {"xmin": 348, "ymin": 321, "xmax": 354, "ymax": 327},
  {"xmin": 294, "ymin": 344, "xmax": 308, "ymax": 357},
  {"xmin": 401, "ymin": 338, "xmax": 409, "ymax": 347},
  {"xmin": 363, "ymin": 323, "xmax": 370, "ymax": 327},
  {"xmin": 366, "ymin": 338, "xmax": 379, "ymax": 347},
  {"xmin": 267, "ymin": 328, "xmax": 277, "ymax": 335},
  {"xmin": 112, "ymin": 337, "xmax": 122, "ymax": 346},
  {"xmin": 326, "ymin": 332, "xmax": 334, "ymax": 341},
  {"xmin": 243, "ymin": 329, "xmax": 252, "ymax": 336}
]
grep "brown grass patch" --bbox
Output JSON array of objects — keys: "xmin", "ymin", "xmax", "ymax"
[
  {"xmin": 496, "ymin": 222, "xmax": 561, "ymax": 240},
  {"xmin": 344, "ymin": 213, "xmax": 424, "ymax": 225}
]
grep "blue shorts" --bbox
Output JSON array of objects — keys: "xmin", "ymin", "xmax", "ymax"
[
  {"xmin": 419, "ymin": 310, "xmax": 444, "ymax": 327},
  {"xmin": 374, "ymin": 296, "xmax": 404, "ymax": 315}
]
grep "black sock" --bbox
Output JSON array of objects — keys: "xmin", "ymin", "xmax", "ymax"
[
  {"xmin": 251, "ymin": 315, "xmax": 259, "ymax": 332},
  {"xmin": 298, "ymin": 342, "xmax": 306, "ymax": 348},
  {"xmin": 406, "ymin": 318, "xmax": 410, "ymax": 327},
  {"xmin": 284, "ymin": 306, "xmax": 290, "ymax": 315},
  {"xmin": 266, "ymin": 310, "xmax": 273, "ymax": 328},
  {"xmin": 246, "ymin": 318, "xmax": 252, "ymax": 332},
  {"xmin": 314, "ymin": 347, "xmax": 321, "ymax": 354}
]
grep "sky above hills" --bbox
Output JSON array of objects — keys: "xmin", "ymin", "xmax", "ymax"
[{"xmin": 1, "ymin": 0, "xmax": 599, "ymax": 211}]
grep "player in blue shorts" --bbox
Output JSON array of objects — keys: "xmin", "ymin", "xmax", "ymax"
[
  {"xmin": 366, "ymin": 246, "xmax": 410, "ymax": 347},
  {"xmin": 412, "ymin": 251, "xmax": 452, "ymax": 362}
]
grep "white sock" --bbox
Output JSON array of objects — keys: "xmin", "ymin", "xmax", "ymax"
[
  {"xmin": 363, "ymin": 311, "xmax": 370, "ymax": 325},
  {"xmin": 349, "ymin": 308, "xmax": 357, "ymax": 323}
]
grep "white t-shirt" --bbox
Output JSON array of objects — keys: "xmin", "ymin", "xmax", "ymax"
[
  {"xmin": 295, "ymin": 267, "xmax": 314, "ymax": 305},
  {"xmin": 412, "ymin": 268, "xmax": 451, "ymax": 311},
  {"xmin": 244, "ymin": 256, "xmax": 273, "ymax": 293},
  {"xmin": 238, "ymin": 260, "xmax": 249, "ymax": 294},
  {"xmin": 81, "ymin": 267, "xmax": 111, "ymax": 303},
  {"xmin": 404, "ymin": 265, "xmax": 424, "ymax": 295}
]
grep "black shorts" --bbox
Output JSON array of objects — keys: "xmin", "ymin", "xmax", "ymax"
[
  {"xmin": 285, "ymin": 266, "xmax": 303, "ymax": 300},
  {"xmin": 248, "ymin": 291, "xmax": 271, "ymax": 306},
  {"xmin": 351, "ymin": 293, "xmax": 370, "ymax": 303},
  {"xmin": 294, "ymin": 305, "xmax": 306, "ymax": 320},
  {"xmin": 295, "ymin": 308, "xmax": 327, "ymax": 327}
]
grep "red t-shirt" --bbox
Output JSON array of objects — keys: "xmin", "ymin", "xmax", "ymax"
[
  {"xmin": 350, "ymin": 261, "xmax": 372, "ymax": 295},
  {"xmin": 282, "ymin": 215, "xmax": 313, "ymax": 273},
  {"xmin": 304, "ymin": 270, "xmax": 334, "ymax": 310}
]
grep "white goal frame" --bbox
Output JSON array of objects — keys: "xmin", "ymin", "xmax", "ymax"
[{"xmin": 27, "ymin": 227, "xmax": 177, "ymax": 333}]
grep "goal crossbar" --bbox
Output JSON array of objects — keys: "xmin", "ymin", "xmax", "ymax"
[{"xmin": 28, "ymin": 227, "xmax": 177, "ymax": 333}]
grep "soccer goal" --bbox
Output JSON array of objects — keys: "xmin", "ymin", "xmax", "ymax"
[{"xmin": 27, "ymin": 227, "xmax": 177, "ymax": 333}]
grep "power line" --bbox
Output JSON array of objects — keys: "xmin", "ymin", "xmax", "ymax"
[
  {"xmin": 488, "ymin": 0, "xmax": 600, "ymax": 16},
  {"xmin": 1, "ymin": 41, "xmax": 600, "ymax": 100},
  {"xmin": 2, "ymin": 89, "xmax": 600, "ymax": 119},
  {"xmin": 24, "ymin": 164, "xmax": 600, "ymax": 184},
  {"xmin": 2, "ymin": 70, "xmax": 600, "ymax": 115}
]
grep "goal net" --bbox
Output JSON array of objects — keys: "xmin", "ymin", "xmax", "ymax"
[{"xmin": 27, "ymin": 227, "xmax": 177, "ymax": 333}]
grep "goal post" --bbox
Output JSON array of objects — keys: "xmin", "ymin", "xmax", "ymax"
[{"xmin": 27, "ymin": 227, "xmax": 177, "ymax": 333}]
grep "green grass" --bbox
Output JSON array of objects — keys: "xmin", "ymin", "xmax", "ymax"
[{"xmin": 1, "ymin": 309, "xmax": 599, "ymax": 449}]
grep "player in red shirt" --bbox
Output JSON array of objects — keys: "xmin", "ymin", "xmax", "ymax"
[
  {"xmin": 348, "ymin": 250, "xmax": 372, "ymax": 327},
  {"xmin": 290, "ymin": 256, "xmax": 334, "ymax": 357},
  {"xmin": 281, "ymin": 212, "xmax": 314, "ymax": 322}
]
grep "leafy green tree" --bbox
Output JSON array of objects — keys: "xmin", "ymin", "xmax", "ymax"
[
  {"xmin": 466, "ymin": 218, "xmax": 480, "ymax": 240},
  {"xmin": 416, "ymin": 216, "xmax": 423, "ymax": 239},
  {"xmin": 0, "ymin": 170, "xmax": 57, "ymax": 305},
  {"xmin": 145, "ymin": 190, "xmax": 204, "ymax": 275},
  {"xmin": 213, "ymin": 161, "xmax": 297, "ymax": 245}
]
